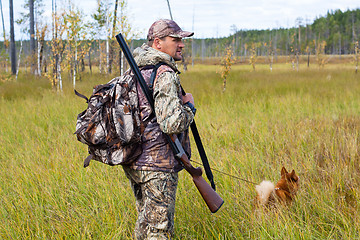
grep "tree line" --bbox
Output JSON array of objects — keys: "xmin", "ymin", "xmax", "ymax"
[
  {"xmin": 1, "ymin": 2, "xmax": 360, "ymax": 90},
  {"xmin": 184, "ymin": 8, "xmax": 360, "ymax": 59}
]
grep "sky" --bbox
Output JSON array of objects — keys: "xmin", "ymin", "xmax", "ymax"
[{"xmin": 1, "ymin": 0, "xmax": 360, "ymax": 40}]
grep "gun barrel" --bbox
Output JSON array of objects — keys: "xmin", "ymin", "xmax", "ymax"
[{"xmin": 115, "ymin": 34, "xmax": 154, "ymax": 110}]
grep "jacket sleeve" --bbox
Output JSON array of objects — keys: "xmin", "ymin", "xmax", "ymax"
[{"xmin": 153, "ymin": 71, "xmax": 194, "ymax": 134}]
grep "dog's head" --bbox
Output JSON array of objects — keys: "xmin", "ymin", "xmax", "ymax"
[{"xmin": 280, "ymin": 167, "xmax": 299, "ymax": 195}]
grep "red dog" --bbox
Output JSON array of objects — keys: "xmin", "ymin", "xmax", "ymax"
[{"xmin": 255, "ymin": 167, "xmax": 299, "ymax": 209}]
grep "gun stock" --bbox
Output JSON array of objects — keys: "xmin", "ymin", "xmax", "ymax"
[
  {"xmin": 169, "ymin": 134, "xmax": 224, "ymax": 213},
  {"xmin": 116, "ymin": 33, "xmax": 224, "ymax": 213}
]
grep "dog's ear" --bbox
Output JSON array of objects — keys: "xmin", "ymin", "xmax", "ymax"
[
  {"xmin": 290, "ymin": 170, "xmax": 299, "ymax": 182},
  {"xmin": 281, "ymin": 167, "xmax": 288, "ymax": 176}
]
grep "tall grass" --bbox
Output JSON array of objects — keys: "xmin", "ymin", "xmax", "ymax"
[{"xmin": 1, "ymin": 64, "xmax": 360, "ymax": 239}]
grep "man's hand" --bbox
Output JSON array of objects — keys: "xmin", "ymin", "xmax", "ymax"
[{"xmin": 182, "ymin": 93, "xmax": 194, "ymax": 105}]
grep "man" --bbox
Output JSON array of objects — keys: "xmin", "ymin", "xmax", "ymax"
[{"xmin": 122, "ymin": 19, "xmax": 196, "ymax": 239}]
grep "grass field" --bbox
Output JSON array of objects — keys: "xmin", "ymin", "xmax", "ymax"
[{"xmin": 1, "ymin": 62, "xmax": 360, "ymax": 239}]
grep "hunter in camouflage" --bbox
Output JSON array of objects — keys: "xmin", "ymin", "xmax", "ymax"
[
  {"xmin": 131, "ymin": 44, "xmax": 193, "ymax": 172},
  {"xmin": 122, "ymin": 19, "xmax": 195, "ymax": 239}
]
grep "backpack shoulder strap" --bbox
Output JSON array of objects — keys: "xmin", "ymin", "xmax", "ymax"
[
  {"xmin": 149, "ymin": 62, "xmax": 171, "ymax": 90},
  {"xmin": 74, "ymin": 89, "xmax": 89, "ymax": 102}
]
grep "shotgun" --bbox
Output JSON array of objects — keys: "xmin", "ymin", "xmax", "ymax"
[{"xmin": 116, "ymin": 33, "xmax": 224, "ymax": 213}]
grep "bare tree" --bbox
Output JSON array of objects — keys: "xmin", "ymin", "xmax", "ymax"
[
  {"xmin": 16, "ymin": 0, "xmax": 46, "ymax": 76},
  {"xmin": 92, "ymin": 0, "xmax": 107, "ymax": 74},
  {"xmin": 16, "ymin": 41, "xmax": 23, "ymax": 80},
  {"xmin": 191, "ymin": 7, "xmax": 194, "ymax": 66},
  {"xmin": 0, "ymin": 0, "xmax": 6, "ymax": 42},
  {"xmin": 29, "ymin": 0, "xmax": 36, "ymax": 74},
  {"xmin": 9, "ymin": 0, "xmax": 16, "ymax": 75},
  {"xmin": 0, "ymin": 0, "xmax": 8, "ymax": 72},
  {"xmin": 108, "ymin": 0, "xmax": 118, "ymax": 74}
]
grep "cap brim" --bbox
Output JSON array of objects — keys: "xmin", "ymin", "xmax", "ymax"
[{"xmin": 169, "ymin": 31, "xmax": 194, "ymax": 38}]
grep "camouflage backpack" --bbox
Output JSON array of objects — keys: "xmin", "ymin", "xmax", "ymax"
[
  {"xmin": 75, "ymin": 64, "xmax": 166, "ymax": 167},
  {"xmin": 74, "ymin": 69, "xmax": 144, "ymax": 167}
]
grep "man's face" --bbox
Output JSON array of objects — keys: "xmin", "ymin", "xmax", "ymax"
[{"xmin": 155, "ymin": 36, "xmax": 185, "ymax": 61}]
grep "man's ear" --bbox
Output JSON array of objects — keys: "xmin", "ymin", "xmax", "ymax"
[{"xmin": 152, "ymin": 38, "xmax": 162, "ymax": 50}]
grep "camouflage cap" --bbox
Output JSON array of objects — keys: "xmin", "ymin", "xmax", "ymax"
[{"xmin": 147, "ymin": 19, "xmax": 194, "ymax": 41}]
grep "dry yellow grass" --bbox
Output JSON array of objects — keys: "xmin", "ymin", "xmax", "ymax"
[{"xmin": 1, "ymin": 63, "xmax": 360, "ymax": 239}]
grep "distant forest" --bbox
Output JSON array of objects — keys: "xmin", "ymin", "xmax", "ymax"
[
  {"xmin": 132, "ymin": 8, "xmax": 360, "ymax": 60},
  {"xmin": 185, "ymin": 8, "xmax": 360, "ymax": 58},
  {"xmin": 1, "ymin": 8, "xmax": 360, "ymax": 68}
]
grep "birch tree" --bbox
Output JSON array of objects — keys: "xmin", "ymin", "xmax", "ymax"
[
  {"xmin": 64, "ymin": 3, "xmax": 87, "ymax": 88},
  {"xmin": 91, "ymin": 0, "xmax": 137, "ymax": 75},
  {"xmin": 92, "ymin": 0, "xmax": 108, "ymax": 73},
  {"xmin": 29, "ymin": 0, "xmax": 36, "ymax": 74},
  {"xmin": 289, "ymin": 32, "xmax": 297, "ymax": 70},
  {"xmin": 108, "ymin": 0, "xmax": 118, "ymax": 74},
  {"xmin": 354, "ymin": 41, "xmax": 359, "ymax": 73},
  {"xmin": 219, "ymin": 46, "xmax": 234, "ymax": 92},
  {"xmin": 9, "ymin": 0, "xmax": 16, "ymax": 75},
  {"xmin": 115, "ymin": 0, "xmax": 137, "ymax": 75},
  {"xmin": 0, "ymin": 0, "xmax": 5, "ymax": 44},
  {"xmin": 315, "ymin": 39, "xmax": 328, "ymax": 69},
  {"xmin": 0, "ymin": 0, "xmax": 8, "ymax": 72},
  {"xmin": 44, "ymin": 8, "xmax": 66, "ymax": 91},
  {"xmin": 264, "ymin": 41, "xmax": 274, "ymax": 71},
  {"xmin": 16, "ymin": 0, "xmax": 47, "ymax": 76},
  {"xmin": 249, "ymin": 43, "xmax": 258, "ymax": 71},
  {"xmin": 36, "ymin": 24, "xmax": 47, "ymax": 76},
  {"xmin": 16, "ymin": 41, "xmax": 23, "ymax": 80}
]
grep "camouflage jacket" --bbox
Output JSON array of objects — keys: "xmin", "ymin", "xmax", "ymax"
[{"xmin": 129, "ymin": 44, "xmax": 194, "ymax": 172}]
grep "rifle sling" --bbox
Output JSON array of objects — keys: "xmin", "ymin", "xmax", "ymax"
[
  {"xmin": 190, "ymin": 121, "xmax": 216, "ymax": 190},
  {"xmin": 148, "ymin": 63, "xmax": 216, "ymax": 190},
  {"xmin": 180, "ymin": 86, "xmax": 216, "ymax": 190}
]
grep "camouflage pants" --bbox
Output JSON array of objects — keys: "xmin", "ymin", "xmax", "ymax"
[{"xmin": 123, "ymin": 166, "xmax": 178, "ymax": 240}]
